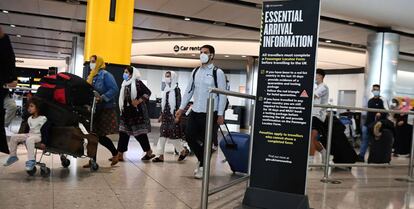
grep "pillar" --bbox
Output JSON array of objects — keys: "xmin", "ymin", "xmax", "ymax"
[
  {"xmin": 244, "ymin": 56, "xmax": 259, "ymax": 129},
  {"xmin": 84, "ymin": 0, "xmax": 134, "ymax": 65},
  {"xmin": 364, "ymin": 32, "xmax": 400, "ymax": 104},
  {"xmin": 69, "ymin": 36, "xmax": 85, "ymax": 77}
]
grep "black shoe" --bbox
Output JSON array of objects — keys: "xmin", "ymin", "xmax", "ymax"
[
  {"xmin": 141, "ymin": 154, "xmax": 155, "ymax": 161},
  {"xmin": 356, "ymin": 156, "xmax": 365, "ymax": 162}
]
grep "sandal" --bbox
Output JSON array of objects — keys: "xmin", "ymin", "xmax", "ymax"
[
  {"xmin": 141, "ymin": 154, "xmax": 155, "ymax": 161},
  {"xmin": 152, "ymin": 157, "xmax": 164, "ymax": 163},
  {"xmin": 178, "ymin": 148, "xmax": 190, "ymax": 162}
]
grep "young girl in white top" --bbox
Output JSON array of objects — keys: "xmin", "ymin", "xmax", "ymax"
[{"xmin": 4, "ymin": 98, "xmax": 47, "ymax": 171}]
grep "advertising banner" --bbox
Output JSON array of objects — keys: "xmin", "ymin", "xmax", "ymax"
[{"xmin": 243, "ymin": 0, "xmax": 320, "ymax": 208}]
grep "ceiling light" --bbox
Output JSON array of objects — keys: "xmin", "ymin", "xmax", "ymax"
[
  {"xmin": 16, "ymin": 34, "xmax": 22, "ymax": 38},
  {"xmin": 184, "ymin": 17, "xmax": 191, "ymax": 21},
  {"xmin": 241, "ymin": 55, "xmax": 247, "ymax": 58},
  {"xmin": 224, "ymin": 55, "xmax": 230, "ymax": 58},
  {"xmin": 348, "ymin": 22, "xmax": 355, "ymax": 25},
  {"xmin": 325, "ymin": 40, "xmax": 332, "ymax": 43},
  {"xmin": 2, "ymin": 10, "xmax": 9, "ymax": 14},
  {"xmin": 10, "ymin": 24, "xmax": 16, "ymax": 28}
]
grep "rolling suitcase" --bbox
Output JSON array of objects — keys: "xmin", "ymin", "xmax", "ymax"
[
  {"xmin": 219, "ymin": 124, "xmax": 250, "ymax": 173},
  {"xmin": 320, "ymin": 116, "xmax": 358, "ymax": 164},
  {"xmin": 368, "ymin": 129, "xmax": 394, "ymax": 164},
  {"xmin": 368, "ymin": 119, "xmax": 395, "ymax": 164}
]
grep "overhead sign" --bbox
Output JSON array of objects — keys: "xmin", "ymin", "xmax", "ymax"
[
  {"xmin": 243, "ymin": 0, "xmax": 321, "ymax": 209},
  {"xmin": 173, "ymin": 45, "xmax": 201, "ymax": 53}
]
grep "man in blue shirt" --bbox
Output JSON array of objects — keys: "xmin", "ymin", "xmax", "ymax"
[{"xmin": 176, "ymin": 45, "xmax": 227, "ymax": 179}]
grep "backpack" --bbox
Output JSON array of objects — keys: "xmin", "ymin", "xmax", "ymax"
[
  {"xmin": 189, "ymin": 66, "xmax": 230, "ymax": 110},
  {"xmin": 37, "ymin": 73, "xmax": 94, "ymax": 106}
]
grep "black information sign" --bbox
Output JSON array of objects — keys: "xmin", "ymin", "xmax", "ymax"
[{"xmin": 243, "ymin": 0, "xmax": 320, "ymax": 208}]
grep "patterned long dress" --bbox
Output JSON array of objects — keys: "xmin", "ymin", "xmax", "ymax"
[
  {"xmin": 119, "ymin": 80, "xmax": 151, "ymax": 136},
  {"xmin": 160, "ymin": 88, "xmax": 182, "ymax": 139}
]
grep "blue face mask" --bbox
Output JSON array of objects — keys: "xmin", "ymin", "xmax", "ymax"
[
  {"xmin": 372, "ymin": 90, "xmax": 380, "ymax": 97},
  {"xmin": 123, "ymin": 73, "xmax": 130, "ymax": 81}
]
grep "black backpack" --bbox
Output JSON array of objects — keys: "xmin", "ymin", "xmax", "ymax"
[{"xmin": 189, "ymin": 66, "xmax": 230, "ymax": 110}]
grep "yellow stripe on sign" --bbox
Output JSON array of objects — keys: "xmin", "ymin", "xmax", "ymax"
[{"xmin": 84, "ymin": 0, "xmax": 134, "ymax": 65}]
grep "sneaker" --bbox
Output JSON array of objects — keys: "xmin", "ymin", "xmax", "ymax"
[
  {"xmin": 194, "ymin": 162, "xmax": 201, "ymax": 174},
  {"xmin": 25, "ymin": 160, "xmax": 36, "ymax": 171},
  {"xmin": 194, "ymin": 167, "xmax": 204, "ymax": 179},
  {"xmin": 320, "ymin": 149, "xmax": 327, "ymax": 164},
  {"xmin": 3, "ymin": 156, "xmax": 18, "ymax": 166}
]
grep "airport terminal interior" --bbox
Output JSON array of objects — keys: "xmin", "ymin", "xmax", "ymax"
[{"xmin": 1, "ymin": 0, "xmax": 414, "ymax": 209}]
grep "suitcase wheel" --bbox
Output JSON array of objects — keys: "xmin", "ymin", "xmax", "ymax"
[
  {"xmin": 26, "ymin": 166, "xmax": 37, "ymax": 176},
  {"xmin": 90, "ymin": 160, "xmax": 99, "ymax": 172},
  {"xmin": 60, "ymin": 155, "xmax": 70, "ymax": 168},
  {"xmin": 40, "ymin": 166, "xmax": 51, "ymax": 177}
]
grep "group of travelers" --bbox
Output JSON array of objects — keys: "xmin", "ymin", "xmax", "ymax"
[
  {"xmin": 308, "ymin": 69, "xmax": 413, "ymax": 165},
  {"xmin": 0, "ymin": 28, "xmax": 227, "ymax": 179}
]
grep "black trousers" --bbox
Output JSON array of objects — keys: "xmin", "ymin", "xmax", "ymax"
[
  {"xmin": 117, "ymin": 132, "xmax": 151, "ymax": 153},
  {"xmin": 94, "ymin": 136, "xmax": 118, "ymax": 161},
  {"xmin": 0, "ymin": 90, "xmax": 9, "ymax": 154},
  {"xmin": 186, "ymin": 111, "xmax": 218, "ymax": 165}
]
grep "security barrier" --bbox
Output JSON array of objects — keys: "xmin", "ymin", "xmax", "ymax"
[{"xmin": 201, "ymin": 88, "xmax": 414, "ymax": 209}]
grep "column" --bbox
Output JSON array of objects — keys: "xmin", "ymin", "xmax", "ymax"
[
  {"xmin": 365, "ymin": 32, "xmax": 400, "ymax": 103},
  {"xmin": 84, "ymin": 0, "xmax": 134, "ymax": 65},
  {"xmin": 69, "ymin": 36, "xmax": 85, "ymax": 77},
  {"xmin": 244, "ymin": 56, "xmax": 259, "ymax": 129}
]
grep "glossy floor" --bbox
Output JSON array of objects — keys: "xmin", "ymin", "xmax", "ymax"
[{"xmin": 1, "ymin": 128, "xmax": 414, "ymax": 209}]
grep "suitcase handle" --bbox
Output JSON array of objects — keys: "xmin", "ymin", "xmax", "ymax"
[{"xmin": 219, "ymin": 123, "xmax": 237, "ymax": 149}]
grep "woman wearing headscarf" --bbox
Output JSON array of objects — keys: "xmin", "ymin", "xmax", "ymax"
[
  {"xmin": 393, "ymin": 97, "xmax": 413, "ymax": 156},
  {"xmin": 153, "ymin": 71, "xmax": 189, "ymax": 162},
  {"xmin": 85, "ymin": 55, "xmax": 120, "ymax": 167},
  {"xmin": 115, "ymin": 66, "xmax": 154, "ymax": 161}
]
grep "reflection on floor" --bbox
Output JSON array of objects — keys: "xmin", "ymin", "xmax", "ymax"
[{"xmin": 1, "ymin": 124, "xmax": 414, "ymax": 209}]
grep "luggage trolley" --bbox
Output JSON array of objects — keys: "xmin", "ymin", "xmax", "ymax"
[
  {"xmin": 31, "ymin": 95, "xmax": 100, "ymax": 177},
  {"xmin": 7, "ymin": 73, "xmax": 101, "ymax": 177}
]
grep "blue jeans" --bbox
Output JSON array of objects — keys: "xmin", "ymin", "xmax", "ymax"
[{"xmin": 359, "ymin": 125, "xmax": 371, "ymax": 158}]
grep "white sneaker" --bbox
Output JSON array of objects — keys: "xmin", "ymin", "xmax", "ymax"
[
  {"xmin": 320, "ymin": 149, "xmax": 327, "ymax": 164},
  {"xmin": 194, "ymin": 167, "xmax": 204, "ymax": 179},
  {"xmin": 194, "ymin": 162, "xmax": 200, "ymax": 174}
]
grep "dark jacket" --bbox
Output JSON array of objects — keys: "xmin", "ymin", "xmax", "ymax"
[
  {"xmin": 0, "ymin": 34, "xmax": 16, "ymax": 85},
  {"xmin": 365, "ymin": 97, "xmax": 386, "ymax": 126}
]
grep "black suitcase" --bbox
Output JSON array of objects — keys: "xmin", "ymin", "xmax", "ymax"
[
  {"xmin": 368, "ymin": 129, "xmax": 394, "ymax": 164},
  {"xmin": 321, "ymin": 117, "xmax": 358, "ymax": 163}
]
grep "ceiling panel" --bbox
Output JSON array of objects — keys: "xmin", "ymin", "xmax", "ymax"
[
  {"xmin": 6, "ymin": 13, "xmax": 42, "ymax": 27},
  {"xmin": 3, "ymin": 26, "xmax": 75, "ymax": 41},
  {"xmin": 9, "ymin": 36, "xmax": 72, "ymax": 48},
  {"xmin": 400, "ymin": 36, "xmax": 414, "ymax": 54},
  {"xmin": 197, "ymin": 2, "xmax": 252, "ymax": 23},
  {"xmin": 12, "ymin": 43, "xmax": 71, "ymax": 54},
  {"xmin": 135, "ymin": 0, "xmax": 169, "ymax": 11},
  {"xmin": 319, "ymin": 21, "xmax": 372, "ymax": 45},
  {"xmin": 0, "ymin": 0, "xmax": 39, "ymax": 14},
  {"xmin": 13, "ymin": 49, "xmax": 69, "ymax": 58},
  {"xmin": 159, "ymin": 0, "xmax": 212, "ymax": 17},
  {"xmin": 38, "ymin": 0, "xmax": 81, "ymax": 20}
]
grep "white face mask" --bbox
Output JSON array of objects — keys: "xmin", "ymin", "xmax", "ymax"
[
  {"xmin": 165, "ymin": 77, "xmax": 171, "ymax": 84},
  {"xmin": 90, "ymin": 63, "xmax": 96, "ymax": 70},
  {"xmin": 200, "ymin": 53, "xmax": 210, "ymax": 64}
]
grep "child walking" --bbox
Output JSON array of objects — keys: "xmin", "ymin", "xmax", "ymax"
[
  {"xmin": 4, "ymin": 98, "xmax": 47, "ymax": 171},
  {"xmin": 153, "ymin": 71, "xmax": 189, "ymax": 162}
]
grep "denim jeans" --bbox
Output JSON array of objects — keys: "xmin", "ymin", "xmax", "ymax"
[{"xmin": 359, "ymin": 125, "xmax": 372, "ymax": 157}]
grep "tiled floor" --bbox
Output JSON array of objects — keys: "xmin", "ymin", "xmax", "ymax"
[{"xmin": 1, "ymin": 124, "xmax": 414, "ymax": 209}]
